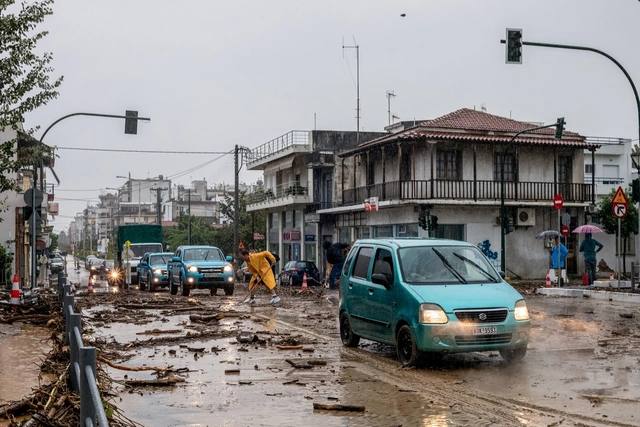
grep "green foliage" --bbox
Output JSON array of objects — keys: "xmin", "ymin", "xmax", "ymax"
[
  {"xmin": 217, "ymin": 191, "xmax": 267, "ymax": 254},
  {"xmin": 0, "ymin": 246, "xmax": 13, "ymax": 285},
  {"xmin": 164, "ymin": 213, "xmax": 217, "ymax": 250},
  {"xmin": 0, "ymin": 0, "xmax": 63, "ymax": 195},
  {"xmin": 49, "ymin": 232, "xmax": 58, "ymax": 250},
  {"xmin": 597, "ymin": 187, "xmax": 638, "ymax": 238}
]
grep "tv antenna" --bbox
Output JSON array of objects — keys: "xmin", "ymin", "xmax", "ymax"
[
  {"xmin": 343, "ymin": 36, "xmax": 360, "ymax": 144},
  {"xmin": 386, "ymin": 91, "xmax": 396, "ymax": 126}
]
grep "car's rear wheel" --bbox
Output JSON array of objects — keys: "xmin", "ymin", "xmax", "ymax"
[
  {"xmin": 339, "ymin": 311, "xmax": 360, "ymax": 347},
  {"xmin": 223, "ymin": 283, "xmax": 234, "ymax": 295},
  {"xmin": 499, "ymin": 347, "xmax": 527, "ymax": 364},
  {"xmin": 180, "ymin": 275, "xmax": 190, "ymax": 297},
  {"xmin": 397, "ymin": 325, "xmax": 422, "ymax": 367}
]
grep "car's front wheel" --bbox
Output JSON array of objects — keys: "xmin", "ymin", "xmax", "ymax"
[
  {"xmin": 180, "ymin": 275, "xmax": 190, "ymax": 297},
  {"xmin": 397, "ymin": 325, "xmax": 422, "ymax": 367},
  {"xmin": 139, "ymin": 274, "xmax": 146, "ymax": 291},
  {"xmin": 499, "ymin": 347, "xmax": 527, "ymax": 364},
  {"xmin": 223, "ymin": 283, "xmax": 234, "ymax": 295},
  {"xmin": 169, "ymin": 273, "xmax": 178, "ymax": 295},
  {"xmin": 339, "ymin": 311, "xmax": 360, "ymax": 347}
]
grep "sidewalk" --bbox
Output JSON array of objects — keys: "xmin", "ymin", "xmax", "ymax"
[{"xmin": 536, "ymin": 285, "xmax": 640, "ymax": 303}]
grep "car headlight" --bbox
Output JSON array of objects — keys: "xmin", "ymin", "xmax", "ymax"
[
  {"xmin": 419, "ymin": 303, "xmax": 448, "ymax": 324},
  {"xmin": 514, "ymin": 299, "xmax": 530, "ymax": 320},
  {"xmin": 188, "ymin": 265, "xmax": 198, "ymax": 272},
  {"xmin": 223, "ymin": 264, "xmax": 233, "ymax": 272},
  {"xmin": 110, "ymin": 271, "xmax": 119, "ymax": 278}
]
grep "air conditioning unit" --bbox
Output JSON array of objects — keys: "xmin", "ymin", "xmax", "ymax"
[
  {"xmin": 516, "ymin": 208, "xmax": 535, "ymax": 226},
  {"xmin": 586, "ymin": 205, "xmax": 597, "ymax": 214}
]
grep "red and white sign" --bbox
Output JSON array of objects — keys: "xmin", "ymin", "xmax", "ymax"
[
  {"xmin": 253, "ymin": 232, "xmax": 265, "ymax": 240},
  {"xmin": 364, "ymin": 197, "xmax": 379, "ymax": 212},
  {"xmin": 553, "ymin": 194, "xmax": 564, "ymax": 210},
  {"xmin": 612, "ymin": 186, "xmax": 629, "ymax": 219},
  {"xmin": 561, "ymin": 225, "xmax": 569, "ymax": 236}
]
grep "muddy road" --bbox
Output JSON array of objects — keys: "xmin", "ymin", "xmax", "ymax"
[{"xmin": 64, "ymin": 278, "xmax": 639, "ymax": 427}]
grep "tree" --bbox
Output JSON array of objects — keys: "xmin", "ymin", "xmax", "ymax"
[
  {"xmin": 0, "ymin": 0, "xmax": 63, "ymax": 197},
  {"xmin": 164, "ymin": 213, "xmax": 217, "ymax": 250},
  {"xmin": 217, "ymin": 191, "xmax": 266, "ymax": 253},
  {"xmin": 49, "ymin": 232, "xmax": 58, "ymax": 250},
  {"xmin": 597, "ymin": 187, "xmax": 639, "ymax": 275}
]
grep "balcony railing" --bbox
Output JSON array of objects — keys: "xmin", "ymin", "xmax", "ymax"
[
  {"xmin": 246, "ymin": 131, "xmax": 309, "ymax": 163},
  {"xmin": 342, "ymin": 179, "xmax": 593, "ymax": 206},
  {"xmin": 246, "ymin": 182, "xmax": 309, "ymax": 204}
]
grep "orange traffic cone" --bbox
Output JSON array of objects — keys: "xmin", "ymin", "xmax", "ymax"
[
  {"xmin": 545, "ymin": 272, "xmax": 551, "ymax": 288},
  {"xmin": 87, "ymin": 276, "xmax": 94, "ymax": 293},
  {"xmin": 301, "ymin": 272, "xmax": 308, "ymax": 291},
  {"xmin": 10, "ymin": 274, "xmax": 20, "ymax": 306},
  {"xmin": 582, "ymin": 272, "xmax": 589, "ymax": 286}
]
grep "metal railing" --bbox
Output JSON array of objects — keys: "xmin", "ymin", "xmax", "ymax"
[
  {"xmin": 58, "ymin": 272, "xmax": 109, "ymax": 427},
  {"xmin": 246, "ymin": 131, "xmax": 309, "ymax": 163},
  {"xmin": 246, "ymin": 181, "xmax": 309, "ymax": 204},
  {"xmin": 342, "ymin": 179, "xmax": 594, "ymax": 206}
]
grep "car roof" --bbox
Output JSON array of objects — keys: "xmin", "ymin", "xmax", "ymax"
[
  {"xmin": 145, "ymin": 252, "xmax": 174, "ymax": 256},
  {"xmin": 352, "ymin": 237, "xmax": 473, "ymax": 249},
  {"xmin": 176, "ymin": 245, "xmax": 221, "ymax": 250}
]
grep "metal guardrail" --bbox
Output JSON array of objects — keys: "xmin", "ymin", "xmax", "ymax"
[
  {"xmin": 57, "ymin": 272, "xmax": 109, "ymax": 427},
  {"xmin": 245, "ymin": 130, "xmax": 309, "ymax": 163}
]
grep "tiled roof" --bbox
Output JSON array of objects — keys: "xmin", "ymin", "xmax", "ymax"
[{"xmin": 341, "ymin": 108, "xmax": 598, "ymax": 156}]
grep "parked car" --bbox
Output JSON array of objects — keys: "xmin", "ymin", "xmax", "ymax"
[
  {"xmin": 236, "ymin": 262, "xmax": 252, "ymax": 282},
  {"xmin": 50, "ymin": 257, "xmax": 64, "ymax": 273},
  {"xmin": 138, "ymin": 252, "xmax": 173, "ymax": 292},
  {"xmin": 167, "ymin": 245, "xmax": 235, "ymax": 296},
  {"xmin": 85, "ymin": 255, "xmax": 97, "ymax": 270},
  {"xmin": 278, "ymin": 261, "xmax": 321, "ymax": 286},
  {"xmin": 88, "ymin": 258, "xmax": 103, "ymax": 276},
  {"xmin": 338, "ymin": 238, "xmax": 531, "ymax": 367}
]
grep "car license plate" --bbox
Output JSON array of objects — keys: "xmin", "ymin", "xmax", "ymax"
[
  {"xmin": 473, "ymin": 326, "xmax": 497, "ymax": 335},
  {"xmin": 204, "ymin": 273, "xmax": 219, "ymax": 278}
]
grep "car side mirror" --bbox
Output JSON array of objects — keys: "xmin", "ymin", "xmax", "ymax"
[
  {"xmin": 498, "ymin": 270, "xmax": 506, "ymax": 279},
  {"xmin": 172, "ymin": 256, "xmax": 180, "ymax": 262},
  {"xmin": 371, "ymin": 273, "xmax": 391, "ymax": 290},
  {"xmin": 140, "ymin": 261, "xmax": 147, "ymax": 266},
  {"xmin": 226, "ymin": 255, "xmax": 233, "ymax": 262}
]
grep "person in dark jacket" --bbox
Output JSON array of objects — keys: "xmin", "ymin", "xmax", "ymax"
[
  {"xmin": 323, "ymin": 240, "xmax": 349, "ymax": 289},
  {"xmin": 579, "ymin": 233, "xmax": 603, "ymax": 286}
]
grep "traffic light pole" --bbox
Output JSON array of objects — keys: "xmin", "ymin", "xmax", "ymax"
[
  {"xmin": 500, "ymin": 122, "xmax": 563, "ymax": 274},
  {"xmin": 501, "ymin": 36, "xmax": 640, "ymax": 285}
]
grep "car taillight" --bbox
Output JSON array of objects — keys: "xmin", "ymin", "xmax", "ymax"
[{"xmin": 291, "ymin": 268, "xmax": 298, "ymax": 273}]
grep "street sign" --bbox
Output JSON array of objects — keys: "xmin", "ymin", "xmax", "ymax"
[
  {"xmin": 238, "ymin": 241, "xmax": 245, "ymax": 250},
  {"xmin": 561, "ymin": 212, "xmax": 571, "ymax": 226},
  {"xmin": 613, "ymin": 203, "xmax": 628, "ymax": 218},
  {"xmin": 561, "ymin": 225, "xmax": 569, "ymax": 236},
  {"xmin": 612, "ymin": 186, "xmax": 629, "ymax": 205},
  {"xmin": 553, "ymin": 194, "xmax": 564, "ymax": 210},
  {"xmin": 24, "ymin": 188, "xmax": 44, "ymax": 207},
  {"xmin": 253, "ymin": 232, "xmax": 265, "ymax": 240}
]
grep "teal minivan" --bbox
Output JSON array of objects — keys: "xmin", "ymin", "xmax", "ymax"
[{"xmin": 338, "ymin": 238, "xmax": 530, "ymax": 366}]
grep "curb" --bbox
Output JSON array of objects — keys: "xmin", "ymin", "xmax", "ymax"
[{"xmin": 536, "ymin": 287, "xmax": 640, "ymax": 303}]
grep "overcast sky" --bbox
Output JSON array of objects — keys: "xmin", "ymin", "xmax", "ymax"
[{"xmin": 24, "ymin": 0, "xmax": 640, "ymax": 233}]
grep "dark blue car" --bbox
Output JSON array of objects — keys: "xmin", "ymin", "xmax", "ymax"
[
  {"xmin": 138, "ymin": 252, "xmax": 173, "ymax": 292},
  {"xmin": 278, "ymin": 261, "xmax": 321, "ymax": 286}
]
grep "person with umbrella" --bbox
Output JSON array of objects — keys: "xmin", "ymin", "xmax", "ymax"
[
  {"xmin": 579, "ymin": 233, "xmax": 603, "ymax": 286},
  {"xmin": 550, "ymin": 236, "xmax": 569, "ymax": 286}
]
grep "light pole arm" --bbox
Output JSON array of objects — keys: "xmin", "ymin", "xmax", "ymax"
[{"xmin": 39, "ymin": 112, "xmax": 151, "ymax": 143}]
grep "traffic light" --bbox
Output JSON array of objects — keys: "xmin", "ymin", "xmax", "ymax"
[
  {"xmin": 505, "ymin": 28, "xmax": 523, "ymax": 64},
  {"xmin": 124, "ymin": 110, "xmax": 139, "ymax": 135},
  {"xmin": 418, "ymin": 212, "xmax": 427, "ymax": 230},
  {"xmin": 504, "ymin": 214, "xmax": 515, "ymax": 234},
  {"xmin": 430, "ymin": 215, "xmax": 438, "ymax": 231},
  {"xmin": 555, "ymin": 117, "xmax": 565, "ymax": 139},
  {"xmin": 632, "ymin": 178, "xmax": 640, "ymax": 201}
]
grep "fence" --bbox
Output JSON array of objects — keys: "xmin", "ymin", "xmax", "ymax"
[{"xmin": 57, "ymin": 272, "xmax": 109, "ymax": 427}]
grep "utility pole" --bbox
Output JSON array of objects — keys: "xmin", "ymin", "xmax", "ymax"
[
  {"xmin": 188, "ymin": 189, "xmax": 191, "ymax": 245},
  {"xmin": 152, "ymin": 188, "xmax": 167, "ymax": 225},
  {"xmin": 234, "ymin": 145, "xmax": 240, "ymax": 265},
  {"xmin": 343, "ymin": 39, "xmax": 360, "ymax": 144},
  {"xmin": 137, "ymin": 181, "xmax": 141, "ymax": 224}
]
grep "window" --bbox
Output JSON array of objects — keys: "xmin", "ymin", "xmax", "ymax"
[
  {"xmin": 494, "ymin": 152, "xmax": 516, "ymax": 182},
  {"xmin": 558, "ymin": 156, "xmax": 573, "ymax": 183},
  {"xmin": 585, "ymin": 164, "xmax": 593, "ymax": 174},
  {"xmin": 352, "ymin": 247, "xmax": 373, "ymax": 279},
  {"xmin": 373, "ymin": 248, "xmax": 394, "ymax": 284},
  {"xmin": 436, "ymin": 149, "xmax": 462, "ymax": 180},
  {"xmin": 433, "ymin": 224, "xmax": 465, "ymax": 241}
]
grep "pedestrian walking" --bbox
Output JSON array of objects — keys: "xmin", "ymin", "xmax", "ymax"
[
  {"xmin": 550, "ymin": 236, "xmax": 569, "ymax": 286},
  {"xmin": 323, "ymin": 240, "xmax": 349, "ymax": 289},
  {"xmin": 240, "ymin": 250, "xmax": 280, "ymax": 304},
  {"xmin": 579, "ymin": 233, "xmax": 603, "ymax": 286}
]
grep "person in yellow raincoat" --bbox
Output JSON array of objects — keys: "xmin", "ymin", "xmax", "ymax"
[{"xmin": 240, "ymin": 249, "xmax": 280, "ymax": 304}]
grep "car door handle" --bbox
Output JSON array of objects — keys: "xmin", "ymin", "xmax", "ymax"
[{"xmin": 368, "ymin": 288, "xmax": 374, "ymax": 295}]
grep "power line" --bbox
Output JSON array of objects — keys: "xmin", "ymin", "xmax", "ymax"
[{"xmin": 56, "ymin": 146, "xmax": 233, "ymax": 154}]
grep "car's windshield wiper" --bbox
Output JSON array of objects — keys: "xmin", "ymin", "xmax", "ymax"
[
  {"xmin": 204, "ymin": 251, "xmax": 209, "ymax": 261},
  {"xmin": 431, "ymin": 248, "xmax": 467, "ymax": 283},
  {"xmin": 453, "ymin": 253, "xmax": 499, "ymax": 283}
]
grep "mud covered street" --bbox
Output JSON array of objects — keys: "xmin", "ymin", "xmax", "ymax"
[{"xmin": 61, "ymin": 279, "xmax": 639, "ymax": 427}]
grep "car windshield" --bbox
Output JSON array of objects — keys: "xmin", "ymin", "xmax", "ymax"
[
  {"xmin": 399, "ymin": 245, "xmax": 500, "ymax": 285},
  {"xmin": 183, "ymin": 248, "xmax": 223, "ymax": 262},
  {"xmin": 296, "ymin": 261, "xmax": 316, "ymax": 270},
  {"xmin": 52, "ymin": 257, "xmax": 63, "ymax": 264},
  {"xmin": 105, "ymin": 261, "xmax": 114, "ymax": 268},
  {"xmin": 150, "ymin": 255, "xmax": 172, "ymax": 265}
]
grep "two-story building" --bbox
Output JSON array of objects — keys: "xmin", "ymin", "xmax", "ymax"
[{"xmin": 319, "ymin": 108, "xmax": 601, "ymax": 279}]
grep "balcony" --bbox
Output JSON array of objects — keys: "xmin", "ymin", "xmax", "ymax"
[
  {"xmin": 342, "ymin": 179, "xmax": 594, "ymax": 206},
  {"xmin": 246, "ymin": 131, "xmax": 310, "ymax": 170},
  {"xmin": 246, "ymin": 182, "xmax": 312, "ymax": 211}
]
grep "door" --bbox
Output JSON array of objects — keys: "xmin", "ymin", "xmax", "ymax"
[
  {"xmin": 365, "ymin": 247, "xmax": 396, "ymax": 343},
  {"xmin": 344, "ymin": 246, "xmax": 373, "ymax": 337}
]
